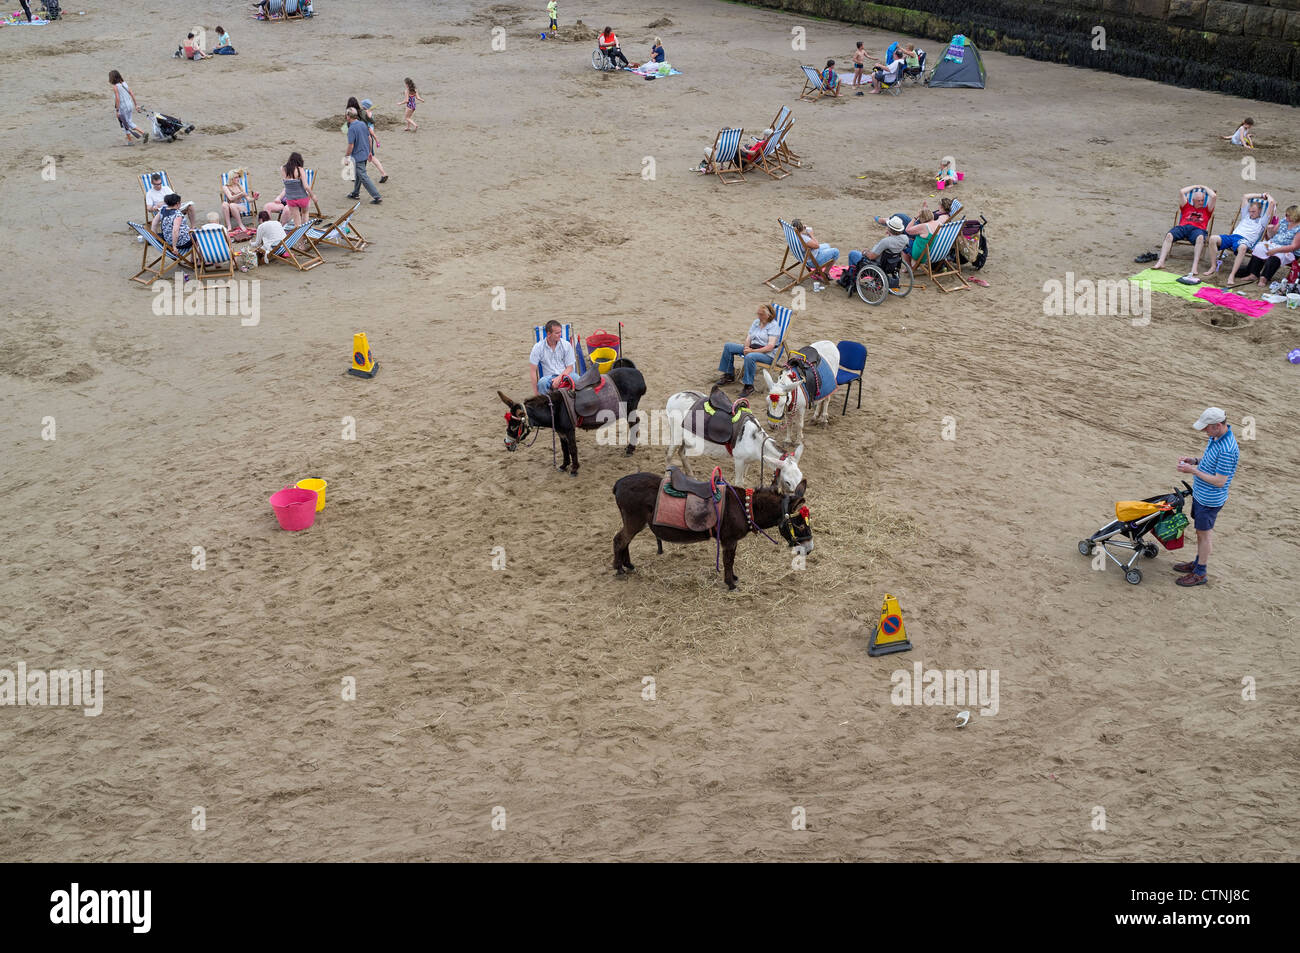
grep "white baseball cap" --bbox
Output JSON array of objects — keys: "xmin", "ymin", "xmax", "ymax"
[
  {"xmin": 1193, "ymin": 407, "xmax": 1226, "ymax": 430},
  {"xmin": 886, "ymin": 215, "xmax": 905, "ymax": 233}
]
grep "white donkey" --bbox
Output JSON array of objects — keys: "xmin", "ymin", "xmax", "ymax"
[
  {"xmin": 663, "ymin": 391, "xmax": 805, "ymax": 493},
  {"xmin": 761, "ymin": 340, "xmax": 840, "ymax": 457}
]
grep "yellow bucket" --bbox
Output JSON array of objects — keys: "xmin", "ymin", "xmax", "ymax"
[
  {"xmin": 296, "ymin": 478, "xmax": 328, "ymax": 512},
  {"xmin": 590, "ymin": 347, "xmax": 618, "ymax": 374}
]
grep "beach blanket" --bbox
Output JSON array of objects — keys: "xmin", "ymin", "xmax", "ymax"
[
  {"xmin": 1, "ymin": 12, "xmax": 49, "ymax": 24},
  {"xmin": 1129, "ymin": 269, "xmax": 1203, "ymax": 302},
  {"xmin": 624, "ymin": 64, "xmax": 682, "ymax": 77},
  {"xmin": 1193, "ymin": 287, "xmax": 1273, "ymax": 317}
]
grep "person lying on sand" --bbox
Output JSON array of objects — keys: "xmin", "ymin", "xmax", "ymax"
[{"xmin": 1151, "ymin": 184, "xmax": 1216, "ymax": 279}]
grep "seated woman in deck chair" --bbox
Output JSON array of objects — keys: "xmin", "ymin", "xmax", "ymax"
[
  {"xmin": 791, "ymin": 219, "xmax": 839, "ymax": 278},
  {"xmin": 1151, "ymin": 184, "xmax": 1216, "ymax": 278},
  {"xmin": 598, "ymin": 26, "xmax": 629, "ymax": 68},
  {"xmin": 902, "ymin": 208, "xmax": 939, "ymax": 266},
  {"xmin": 219, "ymin": 169, "xmax": 258, "ymax": 232},
  {"xmin": 1238, "ymin": 203, "xmax": 1300, "ymax": 289},
  {"xmin": 152, "ymin": 193, "xmax": 195, "ymax": 257},
  {"xmin": 696, "ymin": 128, "xmax": 771, "ymax": 173},
  {"xmin": 821, "ymin": 60, "xmax": 842, "ymax": 97}
]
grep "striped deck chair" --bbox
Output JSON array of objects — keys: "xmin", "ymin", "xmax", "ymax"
[
  {"xmin": 263, "ymin": 0, "xmax": 286, "ymax": 18},
  {"xmin": 302, "ymin": 168, "xmax": 324, "ymax": 218},
  {"xmin": 914, "ymin": 218, "xmax": 969, "ymax": 293},
  {"xmin": 765, "ymin": 219, "xmax": 831, "ymax": 292},
  {"xmin": 1168, "ymin": 203, "xmax": 1215, "ymax": 261},
  {"xmin": 533, "ymin": 324, "xmax": 586, "ymax": 376},
  {"xmin": 193, "ymin": 226, "xmax": 236, "ymax": 280},
  {"xmin": 139, "ymin": 170, "xmax": 172, "ymax": 220},
  {"xmin": 267, "ymin": 220, "xmax": 325, "ymax": 270},
  {"xmin": 127, "ymin": 220, "xmax": 194, "ymax": 285},
  {"xmin": 285, "ymin": 0, "xmax": 304, "ymax": 19},
  {"xmin": 769, "ymin": 303, "xmax": 794, "ymax": 365},
  {"xmin": 799, "ymin": 65, "xmax": 828, "ymax": 102},
  {"xmin": 220, "ymin": 170, "xmax": 259, "ymax": 226},
  {"xmin": 754, "ymin": 124, "xmax": 792, "ymax": 180},
  {"xmin": 768, "ymin": 106, "xmax": 800, "ymax": 167},
  {"xmin": 704, "ymin": 127, "xmax": 745, "ymax": 184},
  {"xmin": 307, "ymin": 201, "xmax": 367, "ymax": 252}
]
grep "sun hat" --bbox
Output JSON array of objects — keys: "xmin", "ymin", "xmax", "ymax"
[
  {"xmin": 1193, "ymin": 407, "xmax": 1226, "ymax": 430},
  {"xmin": 886, "ymin": 215, "xmax": 905, "ymax": 233},
  {"xmin": 360, "ymin": 98, "xmax": 373, "ymax": 109}
]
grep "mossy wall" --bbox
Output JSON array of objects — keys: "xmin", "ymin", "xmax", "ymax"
[{"xmin": 737, "ymin": 0, "xmax": 1300, "ymax": 104}]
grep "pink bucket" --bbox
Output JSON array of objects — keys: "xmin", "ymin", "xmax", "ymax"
[{"xmin": 269, "ymin": 486, "xmax": 318, "ymax": 531}]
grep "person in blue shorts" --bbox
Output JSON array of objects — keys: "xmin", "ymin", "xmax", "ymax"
[
  {"xmin": 1174, "ymin": 407, "xmax": 1240, "ymax": 587},
  {"xmin": 1206, "ymin": 192, "xmax": 1273, "ymax": 284}
]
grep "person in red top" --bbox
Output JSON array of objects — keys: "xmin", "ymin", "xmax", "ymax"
[
  {"xmin": 598, "ymin": 26, "xmax": 629, "ymax": 68},
  {"xmin": 1153, "ymin": 184, "xmax": 1217, "ymax": 277}
]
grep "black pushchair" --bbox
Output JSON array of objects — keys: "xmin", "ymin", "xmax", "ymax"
[
  {"xmin": 141, "ymin": 107, "xmax": 195, "ymax": 143},
  {"xmin": 1077, "ymin": 481, "xmax": 1192, "ymax": 585},
  {"xmin": 41, "ymin": 0, "xmax": 62, "ymax": 19}
]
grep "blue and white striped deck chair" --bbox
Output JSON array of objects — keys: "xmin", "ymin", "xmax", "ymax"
[
  {"xmin": 705, "ymin": 127, "xmax": 745, "ymax": 184},
  {"xmin": 765, "ymin": 218, "xmax": 829, "ymax": 293},
  {"xmin": 127, "ymin": 220, "xmax": 193, "ymax": 285},
  {"xmin": 755, "ymin": 121, "xmax": 792, "ymax": 180},
  {"xmin": 915, "ymin": 217, "xmax": 969, "ymax": 293},
  {"xmin": 285, "ymin": 0, "xmax": 304, "ymax": 19},
  {"xmin": 769, "ymin": 303, "xmax": 794, "ymax": 365},
  {"xmin": 193, "ymin": 226, "xmax": 236, "ymax": 281},
  {"xmin": 139, "ymin": 170, "xmax": 172, "ymax": 220},
  {"xmin": 768, "ymin": 105, "xmax": 800, "ymax": 167},
  {"xmin": 220, "ymin": 170, "xmax": 258, "ymax": 225},
  {"xmin": 267, "ymin": 219, "xmax": 325, "ymax": 270},
  {"xmin": 799, "ymin": 65, "xmax": 827, "ymax": 102},
  {"xmin": 263, "ymin": 0, "xmax": 286, "ymax": 18},
  {"xmin": 301, "ymin": 168, "xmax": 324, "ymax": 218},
  {"xmin": 307, "ymin": 201, "xmax": 367, "ymax": 252}
]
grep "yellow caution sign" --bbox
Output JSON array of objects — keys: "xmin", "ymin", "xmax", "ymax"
[
  {"xmin": 348, "ymin": 332, "xmax": 379, "ymax": 379},
  {"xmin": 868, "ymin": 592, "xmax": 912, "ymax": 657}
]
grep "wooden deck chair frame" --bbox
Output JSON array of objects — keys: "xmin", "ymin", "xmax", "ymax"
[
  {"xmin": 754, "ymin": 124, "xmax": 792, "ymax": 180},
  {"xmin": 770, "ymin": 303, "xmax": 793, "ymax": 365},
  {"xmin": 705, "ymin": 127, "xmax": 746, "ymax": 184},
  {"xmin": 193, "ymin": 226, "xmax": 237, "ymax": 281},
  {"xmin": 139, "ymin": 170, "xmax": 172, "ymax": 221},
  {"xmin": 915, "ymin": 218, "xmax": 970, "ymax": 293},
  {"xmin": 303, "ymin": 168, "xmax": 324, "ymax": 218},
  {"xmin": 267, "ymin": 220, "xmax": 325, "ymax": 271},
  {"xmin": 284, "ymin": 0, "xmax": 305, "ymax": 19},
  {"xmin": 307, "ymin": 201, "xmax": 367, "ymax": 253},
  {"xmin": 765, "ymin": 219, "xmax": 831, "ymax": 292},
  {"xmin": 220, "ymin": 170, "xmax": 259, "ymax": 227},
  {"xmin": 798, "ymin": 65, "xmax": 827, "ymax": 102},
  {"xmin": 127, "ymin": 220, "xmax": 194, "ymax": 286}
]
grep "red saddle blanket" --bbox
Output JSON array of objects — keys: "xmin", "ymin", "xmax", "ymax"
[{"xmin": 652, "ymin": 480, "xmax": 720, "ymax": 532}]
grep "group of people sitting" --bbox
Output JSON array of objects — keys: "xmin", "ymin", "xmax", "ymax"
[
  {"xmin": 597, "ymin": 25, "xmax": 664, "ymax": 69},
  {"xmin": 1147, "ymin": 185, "xmax": 1300, "ymax": 290},
  {"xmin": 173, "ymin": 26, "xmax": 236, "ymax": 60},
  {"xmin": 822, "ymin": 40, "xmax": 923, "ymax": 96}
]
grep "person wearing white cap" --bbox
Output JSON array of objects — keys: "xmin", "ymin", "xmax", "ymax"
[
  {"xmin": 1173, "ymin": 407, "xmax": 1240, "ymax": 587},
  {"xmin": 847, "ymin": 215, "xmax": 909, "ymax": 273}
]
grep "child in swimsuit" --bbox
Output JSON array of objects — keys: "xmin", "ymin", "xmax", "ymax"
[
  {"xmin": 852, "ymin": 42, "xmax": 867, "ymax": 93},
  {"xmin": 401, "ymin": 77, "xmax": 424, "ymax": 132}
]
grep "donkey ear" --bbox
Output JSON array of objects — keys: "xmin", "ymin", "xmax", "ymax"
[
  {"xmin": 793, "ymin": 444, "xmax": 804, "ymax": 463},
  {"xmin": 761, "ymin": 368, "xmax": 775, "ymax": 390},
  {"xmin": 497, "ymin": 391, "xmax": 516, "ymax": 407},
  {"xmin": 795, "ymin": 478, "xmax": 808, "ymax": 498}
]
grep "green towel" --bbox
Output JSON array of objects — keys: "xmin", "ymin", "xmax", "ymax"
[{"xmin": 1130, "ymin": 268, "xmax": 1203, "ymax": 301}]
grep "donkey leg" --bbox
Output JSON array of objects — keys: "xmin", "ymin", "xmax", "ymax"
[
  {"xmin": 614, "ymin": 516, "xmax": 644, "ymax": 572},
  {"xmin": 723, "ymin": 543, "xmax": 739, "ymax": 590},
  {"xmin": 567, "ymin": 431, "xmax": 579, "ymax": 478},
  {"xmin": 625, "ymin": 406, "xmax": 638, "ymax": 456}
]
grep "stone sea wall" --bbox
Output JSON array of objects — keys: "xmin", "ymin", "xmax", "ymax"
[{"xmin": 737, "ymin": 0, "xmax": 1300, "ymax": 104}]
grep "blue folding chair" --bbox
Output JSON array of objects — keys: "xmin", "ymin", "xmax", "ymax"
[{"xmin": 835, "ymin": 341, "xmax": 867, "ymax": 414}]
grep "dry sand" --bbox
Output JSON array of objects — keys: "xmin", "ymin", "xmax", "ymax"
[{"xmin": 1, "ymin": 0, "xmax": 1297, "ymax": 862}]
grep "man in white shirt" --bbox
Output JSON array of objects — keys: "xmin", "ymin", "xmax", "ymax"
[
  {"xmin": 529, "ymin": 320, "xmax": 576, "ymax": 396},
  {"xmin": 145, "ymin": 174, "xmax": 197, "ymax": 228},
  {"xmin": 1209, "ymin": 192, "xmax": 1274, "ymax": 285}
]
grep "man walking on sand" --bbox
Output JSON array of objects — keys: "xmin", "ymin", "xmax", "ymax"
[
  {"xmin": 1173, "ymin": 407, "xmax": 1239, "ymax": 587},
  {"xmin": 344, "ymin": 107, "xmax": 381, "ymax": 205}
]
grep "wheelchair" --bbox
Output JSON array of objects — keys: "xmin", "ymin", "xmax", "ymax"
[
  {"xmin": 591, "ymin": 47, "xmax": 622, "ymax": 71},
  {"xmin": 855, "ymin": 250, "xmax": 914, "ymax": 305}
]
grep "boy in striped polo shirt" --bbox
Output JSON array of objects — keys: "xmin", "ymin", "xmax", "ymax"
[{"xmin": 1174, "ymin": 407, "xmax": 1240, "ymax": 587}]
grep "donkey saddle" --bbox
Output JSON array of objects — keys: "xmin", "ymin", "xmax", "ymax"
[
  {"xmin": 684, "ymin": 389, "xmax": 750, "ymax": 446},
  {"xmin": 653, "ymin": 466, "xmax": 723, "ymax": 532},
  {"xmin": 555, "ymin": 364, "xmax": 621, "ymax": 423}
]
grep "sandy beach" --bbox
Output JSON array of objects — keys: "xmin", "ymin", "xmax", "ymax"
[{"xmin": 1, "ymin": 0, "xmax": 1297, "ymax": 862}]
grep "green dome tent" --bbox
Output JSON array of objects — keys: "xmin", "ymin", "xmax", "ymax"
[{"xmin": 926, "ymin": 35, "xmax": 986, "ymax": 88}]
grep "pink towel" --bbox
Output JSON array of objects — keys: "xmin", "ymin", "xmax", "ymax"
[
  {"xmin": 828, "ymin": 265, "xmax": 845, "ymax": 280},
  {"xmin": 1193, "ymin": 287, "xmax": 1273, "ymax": 317}
]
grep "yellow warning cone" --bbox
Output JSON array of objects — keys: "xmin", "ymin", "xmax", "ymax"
[
  {"xmin": 868, "ymin": 592, "xmax": 912, "ymax": 657},
  {"xmin": 348, "ymin": 332, "xmax": 379, "ymax": 379}
]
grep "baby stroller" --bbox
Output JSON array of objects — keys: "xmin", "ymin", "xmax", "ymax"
[
  {"xmin": 41, "ymin": 0, "xmax": 62, "ymax": 19},
  {"xmin": 1077, "ymin": 481, "xmax": 1192, "ymax": 585},
  {"xmin": 142, "ymin": 107, "xmax": 196, "ymax": 143}
]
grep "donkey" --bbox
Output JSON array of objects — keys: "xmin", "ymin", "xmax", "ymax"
[
  {"xmin": 612, "ymin": 471, "xmax": 812, "ymax": 590},
  {"xmin": 762, "ymin": 340, "xmax": 840, "ymax": 457},
  {"xmin": 498, "ymin": 358, "xmax": 646, "ymax": 478},
  {"xmin": 662, "ymin": 390, "xmax": 805, "ymax": 493}
]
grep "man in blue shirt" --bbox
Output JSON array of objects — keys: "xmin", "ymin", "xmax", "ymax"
[
  {"xmin": 343, "ymin": 108, "xmax": 381, "ymax": 205},
  {"xmin": 530, "ymin": 320, "xmax": 576, "ymax": 396},
  {"xmin": 1174, "ymin": 407, "xmax": 1240, "ymax": 587}
]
